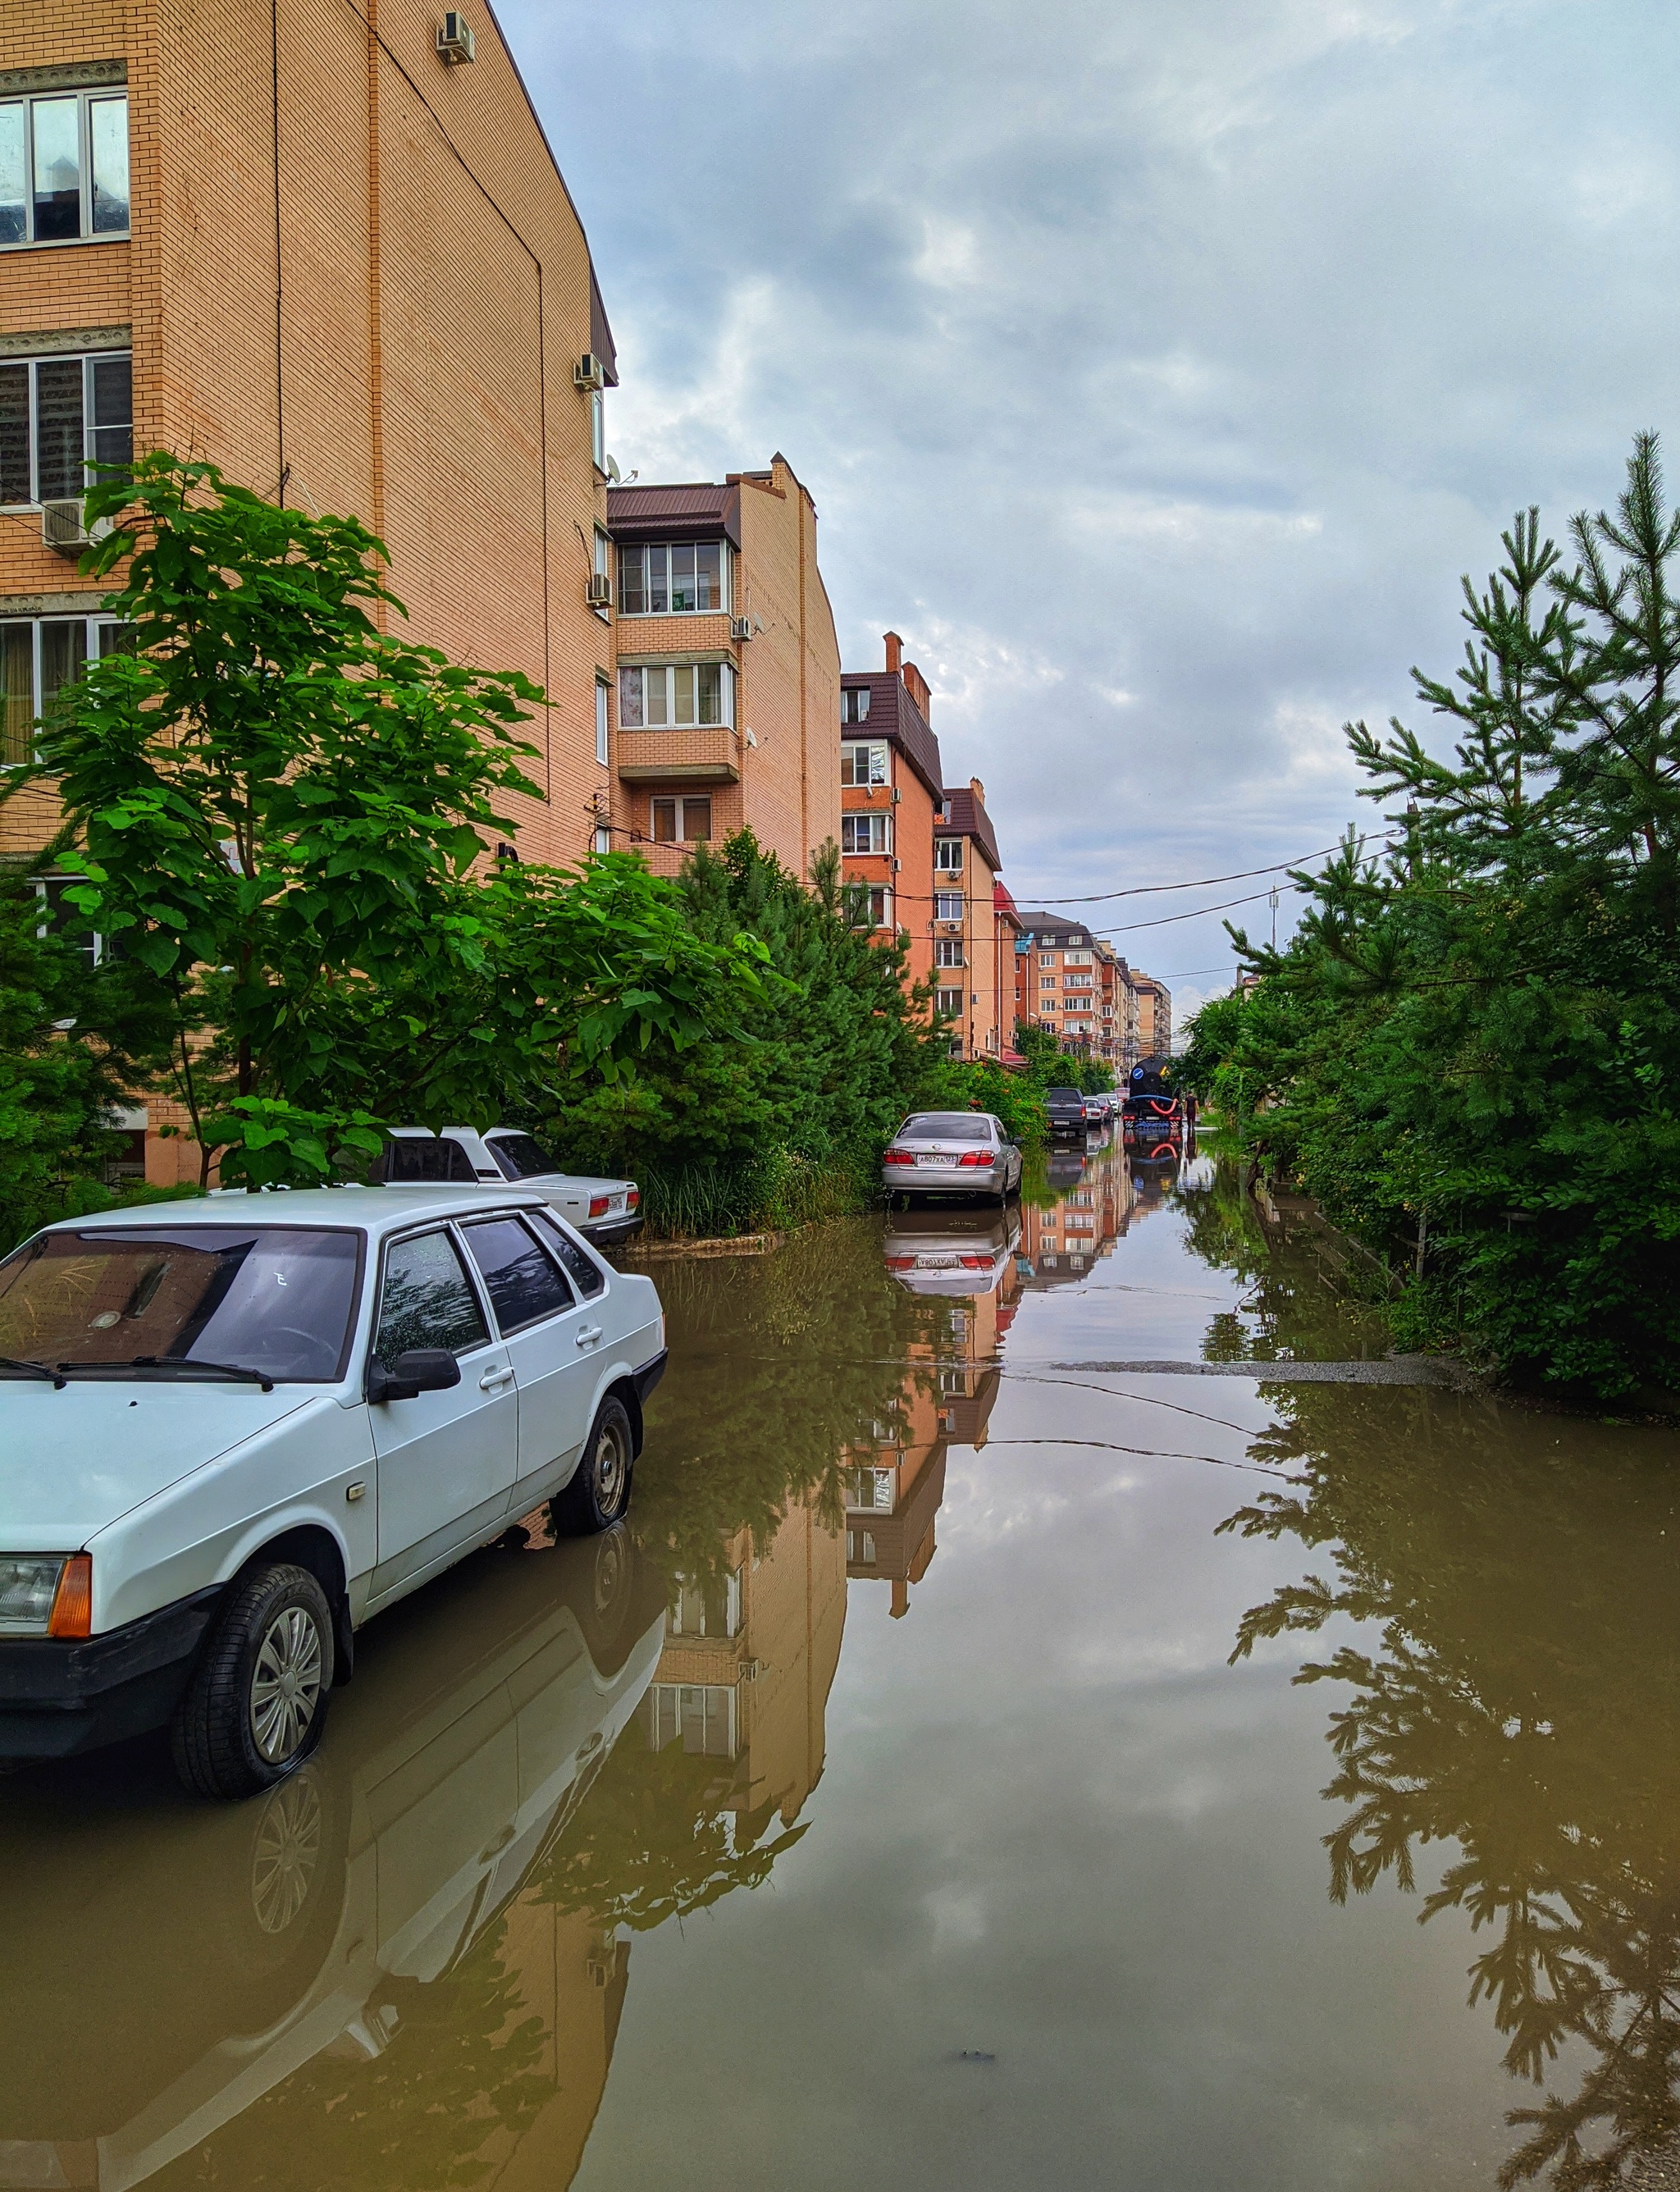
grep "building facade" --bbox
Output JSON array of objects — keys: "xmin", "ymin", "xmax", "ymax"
[
  {"xmin": 935, "ymin": 777, "xmax": 1007, "ymax": 1059},
  {"xmin": 608, "ymin": 458, "xmax": 840, "ymax": 881},
  {"xmin": 838, "ymin": 631, "xmax": 943, "ymax": 990},
  {"xmin": 1131, "ymin": 971, "xmax": 1172, "ymax": 1057},
  {"xmin": 1014, "ymin": 911, "xmax": 1103, "ymax": 1053},
  {"xmin": 2, "ymin": 0, "xmax": 621, "ymax": 872}
]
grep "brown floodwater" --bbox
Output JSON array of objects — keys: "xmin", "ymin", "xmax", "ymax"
[{"xmin": 4, "ymin": 1134, "xmax": 1679, "ymax": 2192}]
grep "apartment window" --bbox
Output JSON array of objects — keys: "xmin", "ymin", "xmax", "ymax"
[
  {"xmin": 841, "ymin": 740, "xmax": 888, "ymax": 788},
  {"xmin": 591, "ymin": 826, "xmax": 611, "ymax": 856},
  {"xmin": 936, "ymin": 985, "xmax": 964, "ymax": 1016},
  {"xmin": 2, "ymin": 614, "xmax": 128, "ymax": 767},
  {"xmin": 618, "ymin": 541, "xmax": 726, "ymax": 614},
  {"xmin": 0, "ymin": 91, "xmax": 129, "ymax": 246},
  {"xmin": 651, "ymin": 794, "xmax": 711, "ymax": 844},
  {"xmin": 935, "ymin": 939, "xmax": 965, "ymax": 967},
  {"xmin": 842, "ymin": 687, "xmax": 871, "ymax": 724},
  {"xmin": 618, "ymin": 660, "xmax": 733, "ymax": 728},
  {"xmin": 1066, "ymin": 950, "xmax": 1090, "ymax": 966},
  {"xmin": 595, "ymin": 678, "xmax": 609, "ymax": 765},
  {"xmin": 646, "ymin": 1683, "xmax": 735, "ymax": 1758},
  {"xmin": 1064, "ymin": 973, "xmax": 1093, "ymax": 989},
  {"xmin": 854, "ymin": 884, "xmax": 892, "ymax": 929},
  {"xmin": 935, "ymin": 891, "xmax": 963, "ymax": 921},
  {"xmin": 847, "ymin": 1531, "xmax": 878, "ymax": 1564},
  {"xmin": 841, "ymin": 811, "xmax": 891, "ymax": 856},
  {"xmin": 590, "ymin": 390, "xmax": 605, "ymax": 473},
  {"xmin": 935, "ymin": 838, "xmax": 963, "ymax": 874},
  {"xmin": 1039, "ymin": 952, "xmax": 1057, "ymax": 967},
  {"xmin": 0, "ymin": 350, "xmax": 131, "ymax": 506},
  {"xmin": 1039, "ymin": 976, "xmax": 1057, "ymax": 992}
]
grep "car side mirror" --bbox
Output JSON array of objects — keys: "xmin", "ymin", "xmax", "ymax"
[{"xmin": 367, "ymin": 1348, "xmax": 462, "ymax": 1404}]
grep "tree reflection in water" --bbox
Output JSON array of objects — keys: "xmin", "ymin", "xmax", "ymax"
[{"xmin": 1221, "ymin": 1382, "xmax": 1680, "ymax": 2189}]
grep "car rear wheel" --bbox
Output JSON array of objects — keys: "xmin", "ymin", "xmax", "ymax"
[
  {"xmin": 172, "ymin": 1563, "xmax": 335, "ymax": 1802},
  {"xmin": 552, "ymin": 1395, "xmax": 635, "ymax": 1537}
]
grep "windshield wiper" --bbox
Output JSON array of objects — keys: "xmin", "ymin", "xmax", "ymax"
[
  {"xmin": 56, "ymin": 1355, "xmax": 276, "ymax": 1393},
  {"xmin": 0, "ymin": 1355, "xmax": 67, "ymax": 1389}
]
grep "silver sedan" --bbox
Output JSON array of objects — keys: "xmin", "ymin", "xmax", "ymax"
[{"xmin": 881, "ymin": 1111, "xmax": 1024, "ymax": 1202}]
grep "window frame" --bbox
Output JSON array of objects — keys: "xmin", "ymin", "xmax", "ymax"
[
  {"xmin": 371, "ymin": 1222, "xmax": 495, "ymax": 1368},
  {"xmin": 618, "ymin": 659, "xmax": 735, "ymax": 729},
  {"xmin": 1, "ymin": 611, "xmax": 130, "ymax": 769},
  {"xmin": 616, "ymin": 539, "xmax": 729, "ymax": 617},
  {"xmin": 935, "ymin": 984, "xmax": 965, "ymax": 1017},
  {"xmin": 840, "ymin": 811, "xmax": 891, "ymax": 856},
  {"xmin": 841, "ymin": 687, "xmax": 871, "ymax": 724},
  {"xmin": 0, "ymin": 347, "xmax": 132, "ymax": 507},
  {"xmin": 595, "ymin": 676, "xmax": 609, "ymax": 766},
  {"xmin": 590, "ymin": 389, "xmax": 605, "ymax": 473},
  {"xmin": 457, "ymin": 1212, "xmax": 578, "ymax": 1338},
  {"xmin": 934, "ymin": 890, "xmax": 964, "ymax": 922},
  {"xmin": 649, "ymin": 792, "xmax": 713, "ymax": 847},
  {"xmin": 0, "ymin": 89, "xmax": 130, "ymax": 249},
  {"xmin": 934, "ymin": 838, "xmax": 964, "ymax": 874},
  {"xmin": 840, "ymin": 739, "xmax": 888, "ymax": 788}
]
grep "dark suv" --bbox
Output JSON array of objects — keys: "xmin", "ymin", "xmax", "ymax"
[{"xmin": 1043, "ymin": 1087, "xmax": 1089, "ymax": 1136}]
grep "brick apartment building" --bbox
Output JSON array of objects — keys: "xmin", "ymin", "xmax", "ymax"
[
  {"xmin": 2, "ymin": 0, "xmax": 627, "ymax": 873},
  {"xmin": 608, "ymin": 459, "xmax": 840, "ymax": 879},
  {"xmin": 1015, "ymin": 911, "xmax": 1104, "ymax": 1052},
  {"xmin": 1132, "ymin": 970, "xmax": 1172, "ymax": 1057},
  {"xmin": 934, "ymin": 777, "xmax": 1008, "ymax": 1059},
  {"xmin": 838, "ymin": 631, "xmax": 943, "ymax": 990}
]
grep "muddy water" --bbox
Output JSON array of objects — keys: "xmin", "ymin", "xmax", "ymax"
[{"xmin": 4, "ymin": 1135, "xmax": 1679, "ymax": 2192}]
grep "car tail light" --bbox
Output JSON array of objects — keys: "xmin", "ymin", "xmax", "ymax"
[
  {"xmin": 885, "ymin": 1255, "xmax": 915, "ymax": 1269},
  {"xmin": 883, "ymin": 1149, "xmax": 915, "ymax": 1166},
  {"xmin": 957, "ymin": 1149, "xmax": 996, "ymax": 1167},
  {"xmin": 588, "ymin": 1195, "xmax": 611, "ymax": 1218},
  {"xmin": 48, "ymin": 1555, "xmax": 92, "ymax": 1639},
  {"xmin": 959, "ymin": 1254, "xmax": 988, "ymax": 1268},
  {"xmin": 626, "ymin": 1188, "xmax": 640, "ymax": 1211}
]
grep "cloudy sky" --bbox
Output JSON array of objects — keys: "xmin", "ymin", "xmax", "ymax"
[{"xmin": 502, "ymin": 0, "xmax": 1680, "ymax": 1016}]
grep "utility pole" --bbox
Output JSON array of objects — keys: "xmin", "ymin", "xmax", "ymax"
[{"xmin": 1270, "ymin": 886, "xmax": 1279, "ymax": 952}]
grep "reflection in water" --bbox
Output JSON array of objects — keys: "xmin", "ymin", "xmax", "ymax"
[{"xmin": 1221, "ymin": 1359, "xmax": 1680, "ymax": 2186}]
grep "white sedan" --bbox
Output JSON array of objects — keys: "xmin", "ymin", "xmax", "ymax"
[
  {"xmin": 0, "ymin": 1184, "xmax": 666, "ymax": 1799},
  {"xmin": 378, "ymin": 1127, "xmax": 643, "ymax": 1247},
  {"xmin": 881, "ymin": 1112, "xmax": 1024, "ymax": 1202}
]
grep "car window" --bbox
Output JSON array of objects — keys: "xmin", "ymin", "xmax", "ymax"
[
  {"xmin": 459, "ymin": 1216, "xmax": 574, "ymax": 1333},
  {"xmin": 486, "ymin": 1133, "xmax": 558, "ymax": 1181},
  {"xmin": 380, "ymin": 1136, "xmax": 477, "ymax": 1184},
  {"xmin": 0, "ymin": 1226, "xmax": 363, "ymax": 1382},
  {"xmin": 898, "ymin": 1113, "xmax": 992, "ymax": 1142},
  {"xmin": 526, "ymin": 1208, "xmax": 606, "ymax": 1299},
  {"xmin": 373, "ymin": 1229, "xmax": 490, "ymax": 1364}
]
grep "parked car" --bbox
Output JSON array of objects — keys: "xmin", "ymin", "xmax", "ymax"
[
  {"xmin": 881, "ymin": 1112, "xmax": 1023, "ymax": 1202},
  {"xmin": 883, "ymin": 1206, "xmax": 1022, "ymax": 1296},
  {"xmin": 1043, "ymin": 1087, "xmax": 1089, "ymax": 1136},
  {"xmin": 0, "ymin": 1184, "xmax": 667, "ymax": 1798},
  {"xmin": 376, "ymin": 1126, "xmax": 643, "ymax": 1248}
]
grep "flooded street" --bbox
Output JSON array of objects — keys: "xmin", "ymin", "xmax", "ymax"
[{"xmin": 5, "ymin": 1132, "xmax": 1679, "ymax": 2192}]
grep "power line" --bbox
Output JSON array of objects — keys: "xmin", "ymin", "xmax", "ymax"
[
  {"xmin": 1018, "ymin": 838, "xmax": 1391, "ymax": 906},
  {"xmin": 1089, "ymin": 884, "xmax": 1291, "ymax": 938}
]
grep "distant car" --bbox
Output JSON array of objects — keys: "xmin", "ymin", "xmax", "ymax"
[
  {"xmin": 1043, "ymin": 1088, "xmax": 1089, "ymax": 1137},
  {"xmin": 0, "ymin": 1183, "xmax": 667, "ymax": 1797},
  {"xmin": 881, "ymin": 1112, "xmax": 1023, "ymax": 1201},
  {"xmin": 377, "ymin": 1127, "xmax": 642, "ymax": 1248}
]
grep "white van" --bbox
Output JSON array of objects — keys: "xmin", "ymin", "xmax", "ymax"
[{"xmin": 0, "ymin": 1185, "xmax": 667, "ymax": 1799}]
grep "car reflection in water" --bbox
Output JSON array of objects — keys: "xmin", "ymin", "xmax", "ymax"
[{"xmin": 0, "ymin": 1523, "xmax": 670, "ymax": 2192}]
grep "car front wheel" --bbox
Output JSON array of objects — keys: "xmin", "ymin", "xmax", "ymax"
[
  {"xmin": 172, "ymin": 1563, "xmax": 336, "ymax": 1802},
  {"xmin": 552, "ymin": 1395, "xmax": 636, "ymax": 1536}
]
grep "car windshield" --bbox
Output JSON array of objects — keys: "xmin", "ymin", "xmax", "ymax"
[
  {"xmin": 0, "ymin": 1227, "xmax": 363, "ymax": 1381},
  {"xmin": 898, "ymin": 1114, "xmax": 991, "ymax": 1143},
  {"xmin": 381, "ymin": 1137, "xmax": 477, "ymax": 1183},
  {"xmin": 487, "ymin": 1134, "xmax": 559, "ymax": 1181},
  {"xmin": 1046, "ymin": 1088, "xmax": 1082, "ymax": 1102}
]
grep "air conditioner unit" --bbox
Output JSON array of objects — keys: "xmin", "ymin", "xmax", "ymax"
[
  {"xmin": 42, "ymin": 500, "xmax": 112, "ymax": 558},
  {"xmin": 586, "ymin": 571, "xmax": 612, "ymax": 608},
  {"xmin": 573, "ymin": 351, "xmax": 605, "ymax": 390},
  {"xmin": 436, "ymin": 11, "xmax": 475, "ymax": 61},
  {"xmin": 729, "ymin": 614, "xmax": 752, "ymax": 641}
]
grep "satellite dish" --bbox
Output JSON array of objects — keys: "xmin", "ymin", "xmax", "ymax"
[{"xmin": 605, "ymin": 456, "xmax": 621, "ymax": 484}]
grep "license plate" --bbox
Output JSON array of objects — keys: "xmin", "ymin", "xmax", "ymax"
[{"xmin": 915, "ymin": 1153, "xmax": 948, "ymax": 1167}]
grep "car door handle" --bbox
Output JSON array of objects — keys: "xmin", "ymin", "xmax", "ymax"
[
  {"xmin": 574, "ymin": 1326, "xmax": 604, "ymax": 1348},
  {"xmin": 478, "ymin": 1364, "xmax": 514, "ymax": 1391}
]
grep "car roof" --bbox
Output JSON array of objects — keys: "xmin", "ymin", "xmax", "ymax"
[{"xmin": 35, "ymin": 1184, "xmax": 559, "ymax": 1241}]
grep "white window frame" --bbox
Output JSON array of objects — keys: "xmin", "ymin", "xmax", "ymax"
[
  {"xmin": 935, "ymin": 984, "xmax": 965, "ymax": 1016},
  {"xmin": 840, "ymin": 811, "xmax": 891, "ymax": 856},
  {"xmin": 934, "ymin": 838, "xmax": 963, "ymax": 875},
  {"xmin": 0, "ymin": 90, "xmax": 130, "ymax": 249},
  {"xmin": 842, "ymin": 687, "xmax": 871, "ymax": 724},
  {"xmin": 935, "ymin": 938, "xmax": 965, "ymax": 967},
  {"xmin": 617, "ymin": 660, "xmax": 735, "ymax": 729},
  {"xmin": 934, "ymin": 890, "xmax": 964, "ymax": 921},
  {"xmin": 617, "ymin": 540, "xmax": 729, "ymax": 616},
  {"xmin": 854, "ymin": 884, "xmax": 892, "ymax": 930},
  {"xmin": 0, "ymin": 349, "xmax": 132, "ymax": 508},
  {"xmin": 595, "ymin": 677, "xmax": 609, "ymax": 765},
  {"xmin": 841, "ymin": 739, "xmax": 888, "ymax": 788},
  {"xmin": 591, "ymin": 825, "xmax": 611, "ymax": 856},
  {"xmin": 590, "ymin": 389, "xmax": 605, "ymax": 473},
  {"xmin": 1, "ymin": 612, "xmax": 127, "ymax": 768},
  {"xmin": 649, "ymin": 792, "xmax": 713, "ymax": 846}
]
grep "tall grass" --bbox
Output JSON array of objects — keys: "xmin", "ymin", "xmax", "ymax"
[{"xmin": 635, "ymin": 1147, "xmax": 868, "ymax": 1238}]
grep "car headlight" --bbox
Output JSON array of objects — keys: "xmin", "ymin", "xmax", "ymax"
[{"xmin": 0, "ymin": 1554, "xmax": 91, "ymax": 1637}]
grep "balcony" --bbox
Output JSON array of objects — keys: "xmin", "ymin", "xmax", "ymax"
[{"xmin": 616, "ymin": 724, "xmax": 741, "ymax": 786}]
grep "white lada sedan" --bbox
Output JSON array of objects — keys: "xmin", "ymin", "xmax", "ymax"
[{"xmin": 0, "ymin": 1185, "xmax": 667, "ymax": 1801}]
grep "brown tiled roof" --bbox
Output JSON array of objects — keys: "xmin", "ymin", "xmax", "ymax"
[
  {"xmin": 939, "ymin": 784, "xmax": 1001, "ymax": 872},
  {"xmin": 839, "ymin": 671, "xmax": 943, "ymax": 803},
  {"xmin": 607, "ymin": 482, "xmax": 742, "ymax": 548},
  {"xmin": 1014, "ymin": 911, "xmax": 1098, "ymax": 948}
]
